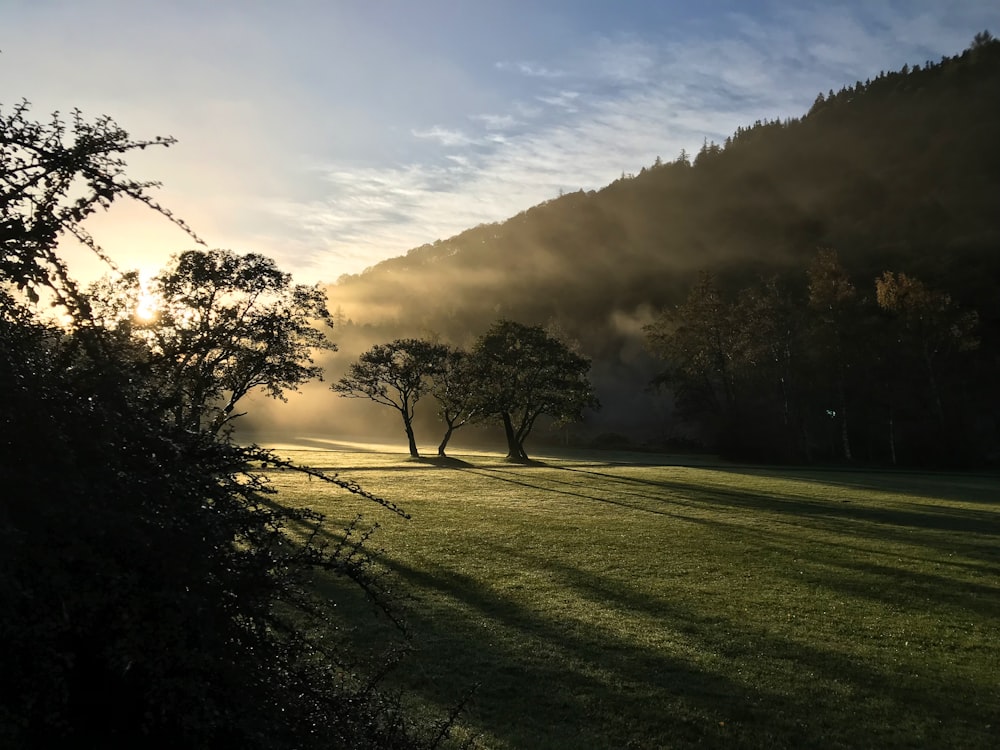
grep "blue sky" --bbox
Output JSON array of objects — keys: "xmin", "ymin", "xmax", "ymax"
[{"xmin": 3, "ymin": 0, "xmax": 998, "ymax": 284}]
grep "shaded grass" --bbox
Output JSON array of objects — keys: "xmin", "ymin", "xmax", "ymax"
[{"xmin": 264, "ymin": 448, "xmax": 1000, "ymax": 749}]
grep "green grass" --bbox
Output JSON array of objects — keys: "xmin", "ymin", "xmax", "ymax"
[{"xmin": 263, "ymin": 444, "xmax": 1000, "ymax": 749}]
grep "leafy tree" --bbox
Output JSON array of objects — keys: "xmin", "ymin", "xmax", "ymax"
[
  {"xmin": 468, "ymin": 320, "xmax": 598, "ymax": 462},
  {"xmin": 644, "ymin": 272, "xmax": 741, "ymax": 422},
  {"xmin": 875, "ymin": 271, "xmax": 979, "ymax": 430},
  {"xmin": 429, "ymin": 346, "xmax": 480, "ymax": 457},
  {"xmin": 730, "ymin": 277, "xmax": 810, "ymax": 459},
  {"xmin": 333, "ymin": 338, "xmax": 449, "ymax": 457},
  {"xmin": 806, "ymin": 249, "xmax": 860, "ymax": 461},
  {"xmin": 0, "ymin": 320, "xmax": 421, "ymax": 748},
  {"xmin": 133, "ymin": 248, "xmax": 333, "ymax": 434},
  {"xmin": 644, "ymin": 273, "xmax": 808, "ymax": 459}
]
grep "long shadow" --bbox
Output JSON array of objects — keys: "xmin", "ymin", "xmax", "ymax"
[
  {"xmin": 667, "ymin": 481, "xmax": 1000, "ymax": 570},
  {"xmin": 707, "ymin": 465, "xmax": 1000, "ymax": 505},
  {"xmin": 417, "ymin": 455, "xmax": 474, "ymax": 468},
  {"xmin": 379, "ymin": 557, "xmax": 764, "ymax": 748},
  {"xmin": 702, "ymin": 520, "xmax": 1000, "ymax": 617},
  {"xmin": 807, "ymin": 556, "xmax": 1000, "ymax": 618},
  {"xmin": 288, "ymin": 463, "xmax": 453, "ymax": 474},
  {"xmin": 450, "ymin": 464, "xmax": 1000, "ymax": 576},
  {"xmin": 456, "ymin": 466, "xmax": 717, "ymax": 523},
  {"xmin": 291, "ymin": 457, "xmax": 999, "ymax": 747},
  {"xmin": 555, "ymin": 465, "xmax": 1000, "ymax": 537},
  {"xmin": 559, "ymin": 463, "xmax": 1000, "ymax": 514},
  {"xmin": 372, "ymin": 548, "xmax": 999, "ymax": 749}
]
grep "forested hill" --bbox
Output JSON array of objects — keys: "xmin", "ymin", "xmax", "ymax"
[{"xmin": 318, "ymin": 35, "xmax": 1000, "ymax": 460}]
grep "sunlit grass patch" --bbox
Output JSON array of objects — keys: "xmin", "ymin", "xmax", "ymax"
[{"xmin": 263, "ymin": 447, "xmax": 1000, "ymax": 749}]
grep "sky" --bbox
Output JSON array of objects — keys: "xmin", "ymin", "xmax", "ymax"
[{"xmin": 3, "ymin": 0, "xmax": 998, "ymax": 285}]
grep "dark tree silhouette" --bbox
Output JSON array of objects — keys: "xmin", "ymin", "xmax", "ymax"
[
  {"xmin": 806, "ymin": 249, "xmax": 861, "ymax": 461},
  {"xmin": 429, "ymin": 346, "xmax": 479, "ymax": 457},
  {"xmin": 644, "ymin": 272, "xmax": 740, "ymax": 423},
  {"xmin": 333, "ymin": 338, "xmax": 449, "ymax": 457},
  {"xmin": 468, "ymin": 320, "xmax": 598, "ymax": 462},
  {"xmin": 137, "ymin": 249, "xmax": 332, "ymax": 434},
  {"xmin": 875, "ymin": 271, "xmax": 979, "ymax": 432}
]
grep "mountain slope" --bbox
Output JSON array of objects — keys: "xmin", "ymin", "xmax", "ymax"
[{"xmin": 313, "ymin": 36, "xmax": 1000, "ymax": 449}]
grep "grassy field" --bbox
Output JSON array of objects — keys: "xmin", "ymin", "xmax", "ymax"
[{"xmin": 262, "ymin": 442, "xmax": 1000, "ymax": 749}]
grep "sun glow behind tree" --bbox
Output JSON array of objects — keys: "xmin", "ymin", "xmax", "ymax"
[{"xmin": 134, "ymin": 271, "xmax": 159, "ymax": 321}]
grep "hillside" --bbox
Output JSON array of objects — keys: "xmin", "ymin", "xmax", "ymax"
[{"xmin": 291, "ymin": 35, "xmax": 1000, "ymax": 460}]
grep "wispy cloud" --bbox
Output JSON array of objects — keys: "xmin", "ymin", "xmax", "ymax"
[
  {"xmin": 471, "ymin": 113, "xmax": 519, "ymax": 131},
  {"xmin": 535, "ymin": 90, "xmax": 581, "ymax": 111},
  {"xmin": 273, "ymin": 2, "xmax": 997, "ymax": 281},
  {"xmin": 6, "ymin": 0, "xmax": 995, "ymax": 284},
  {"xmin": 496, "ymin": 60, "xmax": 566, "ymax": 78},
  {"xmin": 411, "ymin": 126, "xmax": 477, "ymax": 147}
]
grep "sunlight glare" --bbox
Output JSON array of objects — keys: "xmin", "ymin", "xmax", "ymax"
[{"xmin": 135, "ymin": 274, "xmax": 158, "ymax": 321}]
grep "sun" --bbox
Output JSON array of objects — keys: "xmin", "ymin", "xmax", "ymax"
[{"xmin": 134, "ymin": 275, "xmax": 159, "ymax": 321}]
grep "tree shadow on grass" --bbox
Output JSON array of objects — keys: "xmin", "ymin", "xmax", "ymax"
[
  {"xmin": 552, "ymin": 465, "xmax": 1000, "ymax": 555},
  {"xmin": 456, "ymin": 466, "xmax": 718, "ymax": 522},
  {"xmin": 708, "ymin": 465, "xmax": 1000, "ymax": 505},
  {"xmin": 453, "ymin": 463, "xmax": 1000, "ymax": 618},
  {"xmin": 418, "ymin": 455, "xmax": 474, "ymax": 468},
  {"xmin": 372, "ymin": 549, "xmax": 999, "ymax": 750},
  {"xmin": 379, "ymin": 557, "xmax": 755, "ymax": 749},
  {"xmin": 297, "ymin": 458, "xmax": 999, "ymax": 748}
]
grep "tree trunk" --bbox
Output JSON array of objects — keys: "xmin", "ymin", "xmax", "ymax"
[
  {"xmin": 502, "ymin": 412, "xmax": 528, "ymax": 462},
  {"xmin": 888, "ymin": 409, "xmax": 897, "ymax": 466},
  {"xmin": 515, "ymin": 438, "xmax": 530, "ymax": 462},
  {"xmin": 923, "ymin": 347, "xmax": 945, "ymax": 429},
  {"xmin": 403, "ymin": 415, "xmax": 420, "ymax": 458},
  {"xmin": 838, "ymin": 373, "xmax": 853, "ymax": 461},
  {"xmin": 437, "ymin": 423, "xmax": 455, "ymax": 457}
]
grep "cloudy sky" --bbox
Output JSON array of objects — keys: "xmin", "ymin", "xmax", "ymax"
[{"xmin": 3, "ymin": 0, "xmax": 997, "ymax": 284}]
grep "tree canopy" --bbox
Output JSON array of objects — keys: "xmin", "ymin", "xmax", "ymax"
[
  {"xmin": 468, "ymin": 320, "xmax": 599, "ymax": 461},
  {"xmin": 333, "ymin": 338, "xmax": 449, "ymax": 458},
  {"xmin": 136, "ymin": 248, "xmax": 332, "ymax": 433}
]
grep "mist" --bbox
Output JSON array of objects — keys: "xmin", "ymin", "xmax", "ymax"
[{"xmin": 240, "ymin": 40, "xmax": 1000, "ymax": 458}]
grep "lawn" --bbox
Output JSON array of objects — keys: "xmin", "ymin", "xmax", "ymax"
[{"xmin": 262, "ymin": 442, "xmax": 1000, "ymax": 749}]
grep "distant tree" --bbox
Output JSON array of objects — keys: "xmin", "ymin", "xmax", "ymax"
[
  {"xmin": 645, "ymin": 270, "xmax": 823, "ymax": 461},
  {"xmin": 875, "ymin": 271, "xmax": 978, "ymax": 429},
  {"xmin": 732, "ymin": 277, "xmax": 809, "ymax": 459},
  {"xmin": 644, "ymin": 272, "xmax": 741, "ymax": 422},
  {"xmin": 334, "ymin": 339, "xmax": 449, "ymax": 457},
  {"xmin": 468, "ymin": 320, "xmax": 598, "ymax": 462},
  {"xmin": 113, "ymin": 248, "xmax": 334, "ymax": 434},
  {"xmin": 809, "ymin": 91, "xmax": 827, "ymax": 116},
  {"xmin": 428, "ymin": 346, "xmax": 479, "ymax": 457},
  {"xmin": 971, "ymin": 30, "xmax": 994, "ymax": 49},
  {"xmin": 806, "ymin": 249, "xmax": 860, "ymax": 461},
  {"xmin": 332, "ymin": 304, "xmax": 349, "ymax": 327},
  {"xmin": 694, "ymin": 138, "xmax": 723, "ymax": 167}
]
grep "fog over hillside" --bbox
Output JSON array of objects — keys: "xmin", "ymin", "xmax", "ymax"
[{"xmin": 241, "ymin": 36, "xmax": 1000, "ymax": 463}]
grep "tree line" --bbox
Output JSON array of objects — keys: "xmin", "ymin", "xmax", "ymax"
[
  {"xmin": 333, "ymin": 321, "xmax": 599, "ymax": 462},
  {"xmin": 643, "ymin": 250, "xmax": 985, "ymax": 465}
]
